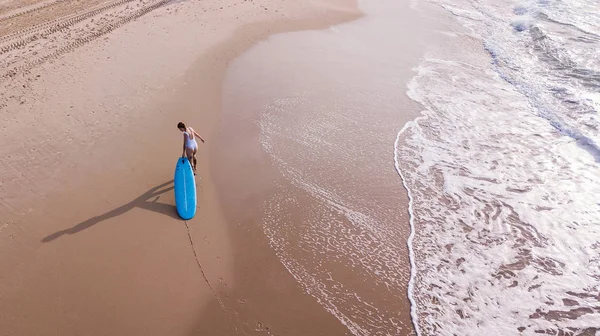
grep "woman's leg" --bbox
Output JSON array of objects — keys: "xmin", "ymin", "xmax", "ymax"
[
  {"xmin": 192, "ymin": 148, "xmax": 198, "ymax": 171},
  {"xmin": 185, "ymin": 147, "xmax": 194, "ymax": 168}
]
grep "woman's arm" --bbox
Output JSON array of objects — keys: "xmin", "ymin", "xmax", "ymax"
[
  {"xmin": 182, "ymin": 133, "xmax": 187, "ymax": 157},
  {"xmin": 191, "ymin": 128, "xmax": 205, "ymax": 143}
]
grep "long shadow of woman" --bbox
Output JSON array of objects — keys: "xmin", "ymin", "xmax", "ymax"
[{"xmin": 42, "ymin": 180, "xmax": 179, "ymax": 243}]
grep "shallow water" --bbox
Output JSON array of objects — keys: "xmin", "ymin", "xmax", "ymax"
[{"xmin": 223, "ymin": 0, "xmax": 440, "ymax": 334}]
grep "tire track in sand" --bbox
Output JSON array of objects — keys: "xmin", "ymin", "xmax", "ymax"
[
  {"xmin": 0, "ymin": 0, "xmax": 69, "ymax": 23},
  {"xmin": 0, "ymin": 0, "xmax": 140, "ymax": 53},
  {"xmin": 0, "ymin": 0, "xmax": 172, "ymax": 80}
]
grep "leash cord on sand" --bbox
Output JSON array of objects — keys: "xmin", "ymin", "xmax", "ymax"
[{"xmin": 183, "ymin": 220, "xmax": 246, "ymax": 336}]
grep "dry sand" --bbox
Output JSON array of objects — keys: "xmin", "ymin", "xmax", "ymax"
[{"xmin": 0, "ymin": 0, "xmax": 363, "ymax": 335}]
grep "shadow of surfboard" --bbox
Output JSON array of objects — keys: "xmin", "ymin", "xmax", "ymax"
[{"xmin": 41, "ymin": 180, "xmax": 179, "ymax": 243}]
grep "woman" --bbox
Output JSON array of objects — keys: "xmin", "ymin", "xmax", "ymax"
[{"xmin": 177, "ymin": 122, "xmax": 205, "ymax": 172}]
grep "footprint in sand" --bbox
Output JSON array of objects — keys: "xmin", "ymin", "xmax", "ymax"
[
  {"xmin": 218, "ymin": 277, "xmax": 228, "ymax": 288},
  {"xmin": 255, "ymin": 322, "xmax": 271, "ymax": 333}
]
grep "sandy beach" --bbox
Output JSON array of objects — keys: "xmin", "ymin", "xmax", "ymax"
[
  {"xmin": 0, "ymin": 0, "xmax": 452, "ymax": 334},
  {"xmin": 0, "ymin": 0, "xmax": 364, "ymax": 334}
]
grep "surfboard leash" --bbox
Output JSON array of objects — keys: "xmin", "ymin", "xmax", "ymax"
[{"xmin": 183, "ymin": 220, "xmax": 248, "ymax": 336}]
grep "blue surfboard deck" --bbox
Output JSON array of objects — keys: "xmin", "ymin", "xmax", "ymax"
[{"xmin": 174, "ymin": 157, "xmax": 197, "ymax": 220}]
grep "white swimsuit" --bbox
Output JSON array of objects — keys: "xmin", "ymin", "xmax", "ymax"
[{"xmin": 184, "ymin": 131, "xmax": 198, "ymax": 150}]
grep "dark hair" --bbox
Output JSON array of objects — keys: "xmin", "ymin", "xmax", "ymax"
[{"xmin": 177, "ymin": 122, "xmax": 186, "ymax": 129}]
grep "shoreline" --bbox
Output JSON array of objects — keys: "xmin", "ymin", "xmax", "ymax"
[
  {"xmin": 216, "ymin": 0, "xmax": 445, "ymax": 333},
  {"xmin": 0, "ymin": 0, "xmax": 363, "ymax": 334}
]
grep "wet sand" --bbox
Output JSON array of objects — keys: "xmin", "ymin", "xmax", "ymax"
[{"xmin": 218, "ymin": 1, "xmax": 446, "ymax": 334}]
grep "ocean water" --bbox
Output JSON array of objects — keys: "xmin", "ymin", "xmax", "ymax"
[{"xmin": 395, "ymin": 0, "xmax": 600, "ymax": 334}]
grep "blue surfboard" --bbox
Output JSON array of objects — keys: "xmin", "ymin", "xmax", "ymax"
[{"xmin": 174, "ymin": 157, "xmax": 197, "ymax": 220}]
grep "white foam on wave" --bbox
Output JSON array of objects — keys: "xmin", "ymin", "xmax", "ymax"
[
  {"xmin": 398, "ymin": 2, "xmax": 600, "ymax": 332},
  {"xmin": 396, "ymin": 54, "xmax": 600, "ymax": 334},
  {"xmin": 431, "ymin": 0, "xmax": 600, "ymax": 151},
  {"xmin": 394, "ymin": 120, "xmax": 423, "ymax": 336},
  {"xmin": 536, "ymin": 0, "xmax": 600, "ymax": 36}
]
